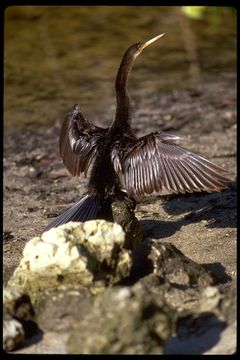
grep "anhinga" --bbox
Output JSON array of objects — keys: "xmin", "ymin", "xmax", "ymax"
[{"xmin": 45, "ymin": 33, "xmax": 230, "ymax": 231}]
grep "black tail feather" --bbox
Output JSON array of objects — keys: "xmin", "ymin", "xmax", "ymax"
[{"xmin": 44, "ymin": 194, "xmax": 101, "ymax": 232}]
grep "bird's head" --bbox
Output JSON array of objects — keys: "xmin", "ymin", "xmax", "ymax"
[
  {"xmin": 115, "ymin": 32, "xmax": 165, "ymax": 95},
  {"xmin": 130, "ymin": 33, "xmax": 165, "ymax": 59}
]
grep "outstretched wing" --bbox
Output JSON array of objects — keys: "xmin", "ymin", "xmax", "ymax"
[
  {"xmin": 111, "ymin": 132, "xmax": 231, "ymax": 197},
  {"xmin": 59, "ymin": 104, "xmax": 108, "ymax": 177}
]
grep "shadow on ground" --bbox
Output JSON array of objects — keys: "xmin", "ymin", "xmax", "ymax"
[
  {"xmin": 160, "ymin": 181, "xmax": 236, "ymax": 229},
  {"xmin": 140, "ymin": 180, "xmax": 236, "ymax": 239},
  {"xmin": 165, "ymin": 313, "xmax": 227, "ymax": 355}
]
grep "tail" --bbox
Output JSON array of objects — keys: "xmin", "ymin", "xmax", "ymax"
[{"xmin": 44, "ymin": 193, "xmax": 101, "ymax": 232}]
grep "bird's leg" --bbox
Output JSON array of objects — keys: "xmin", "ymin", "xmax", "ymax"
[{"xmin": 111, "ymin": 188, "xmax": 137, "ymax": 211}]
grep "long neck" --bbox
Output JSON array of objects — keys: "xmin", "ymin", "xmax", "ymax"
[{"xmin": 113, "ymin": 50, "xmax": 135, "ymax": 130}]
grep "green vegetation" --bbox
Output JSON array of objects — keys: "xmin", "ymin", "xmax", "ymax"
[{"xmin": 182, "ymin": 6, "xmax": 236, "ymax": 25}]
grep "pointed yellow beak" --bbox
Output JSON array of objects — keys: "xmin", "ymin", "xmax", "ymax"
[{"xmin": 142, "ymin": 33, "xmax": 165, "ymax": 50}]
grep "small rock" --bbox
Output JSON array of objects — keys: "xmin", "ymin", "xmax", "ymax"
[
  {"xmin": 129, "ymin": 239, "xmax": 217, "ymax": 312},
  {"xmin": 148, "ymin": 241, "xmax": 216, "ymax": 288},
  {"xmin": 3, "ymin": 287, "xmax": 39, "ymax": 352},
  {"xmin": 199, "ymin": 286, "xmax": 236, "ymax": 324},
  {"xmin": 3, "ymin": 312, "xmax": 25, "ymax": 352},
  {"xmin": 3, "ymin": 287, "xmax": 34, "ymax": 320},
  {"xmin": 66, "ymin": 283, "xmax": 174, "ymax": 354},
  {"xmin": 36, "ymin": 287, "xmax": 91, "ymax": 332}
]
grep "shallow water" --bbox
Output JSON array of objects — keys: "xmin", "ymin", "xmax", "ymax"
[{"xmin": 4, "ymin": 6, "xmax": 236, "ymax": 132}]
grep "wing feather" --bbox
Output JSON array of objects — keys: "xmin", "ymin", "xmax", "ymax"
[
  {"xmin": 111, "ymin": 131, "xmax": 231, "ymax": 196},
  {"xmin": 59, "ymin": 104, "xmax": 107, "ymax": 177}
]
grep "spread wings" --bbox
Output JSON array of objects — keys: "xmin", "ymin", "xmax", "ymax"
[
  {"xmin": 59, "ymin": 104, "xmax": 107, "ymax": 177},
  {"xmin": 111, "ymin": 132, "xmax": 231, "ymax": 197}
]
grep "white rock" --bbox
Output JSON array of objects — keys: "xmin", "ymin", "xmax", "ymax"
[{"xmin": 7, "ymin": 220, "xmax": 131, "ymax": 301}]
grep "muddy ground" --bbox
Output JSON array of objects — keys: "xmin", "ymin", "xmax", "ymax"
[{"xmin": 3, "ymin": 74, "xmax": 236, "ymax": 294}]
